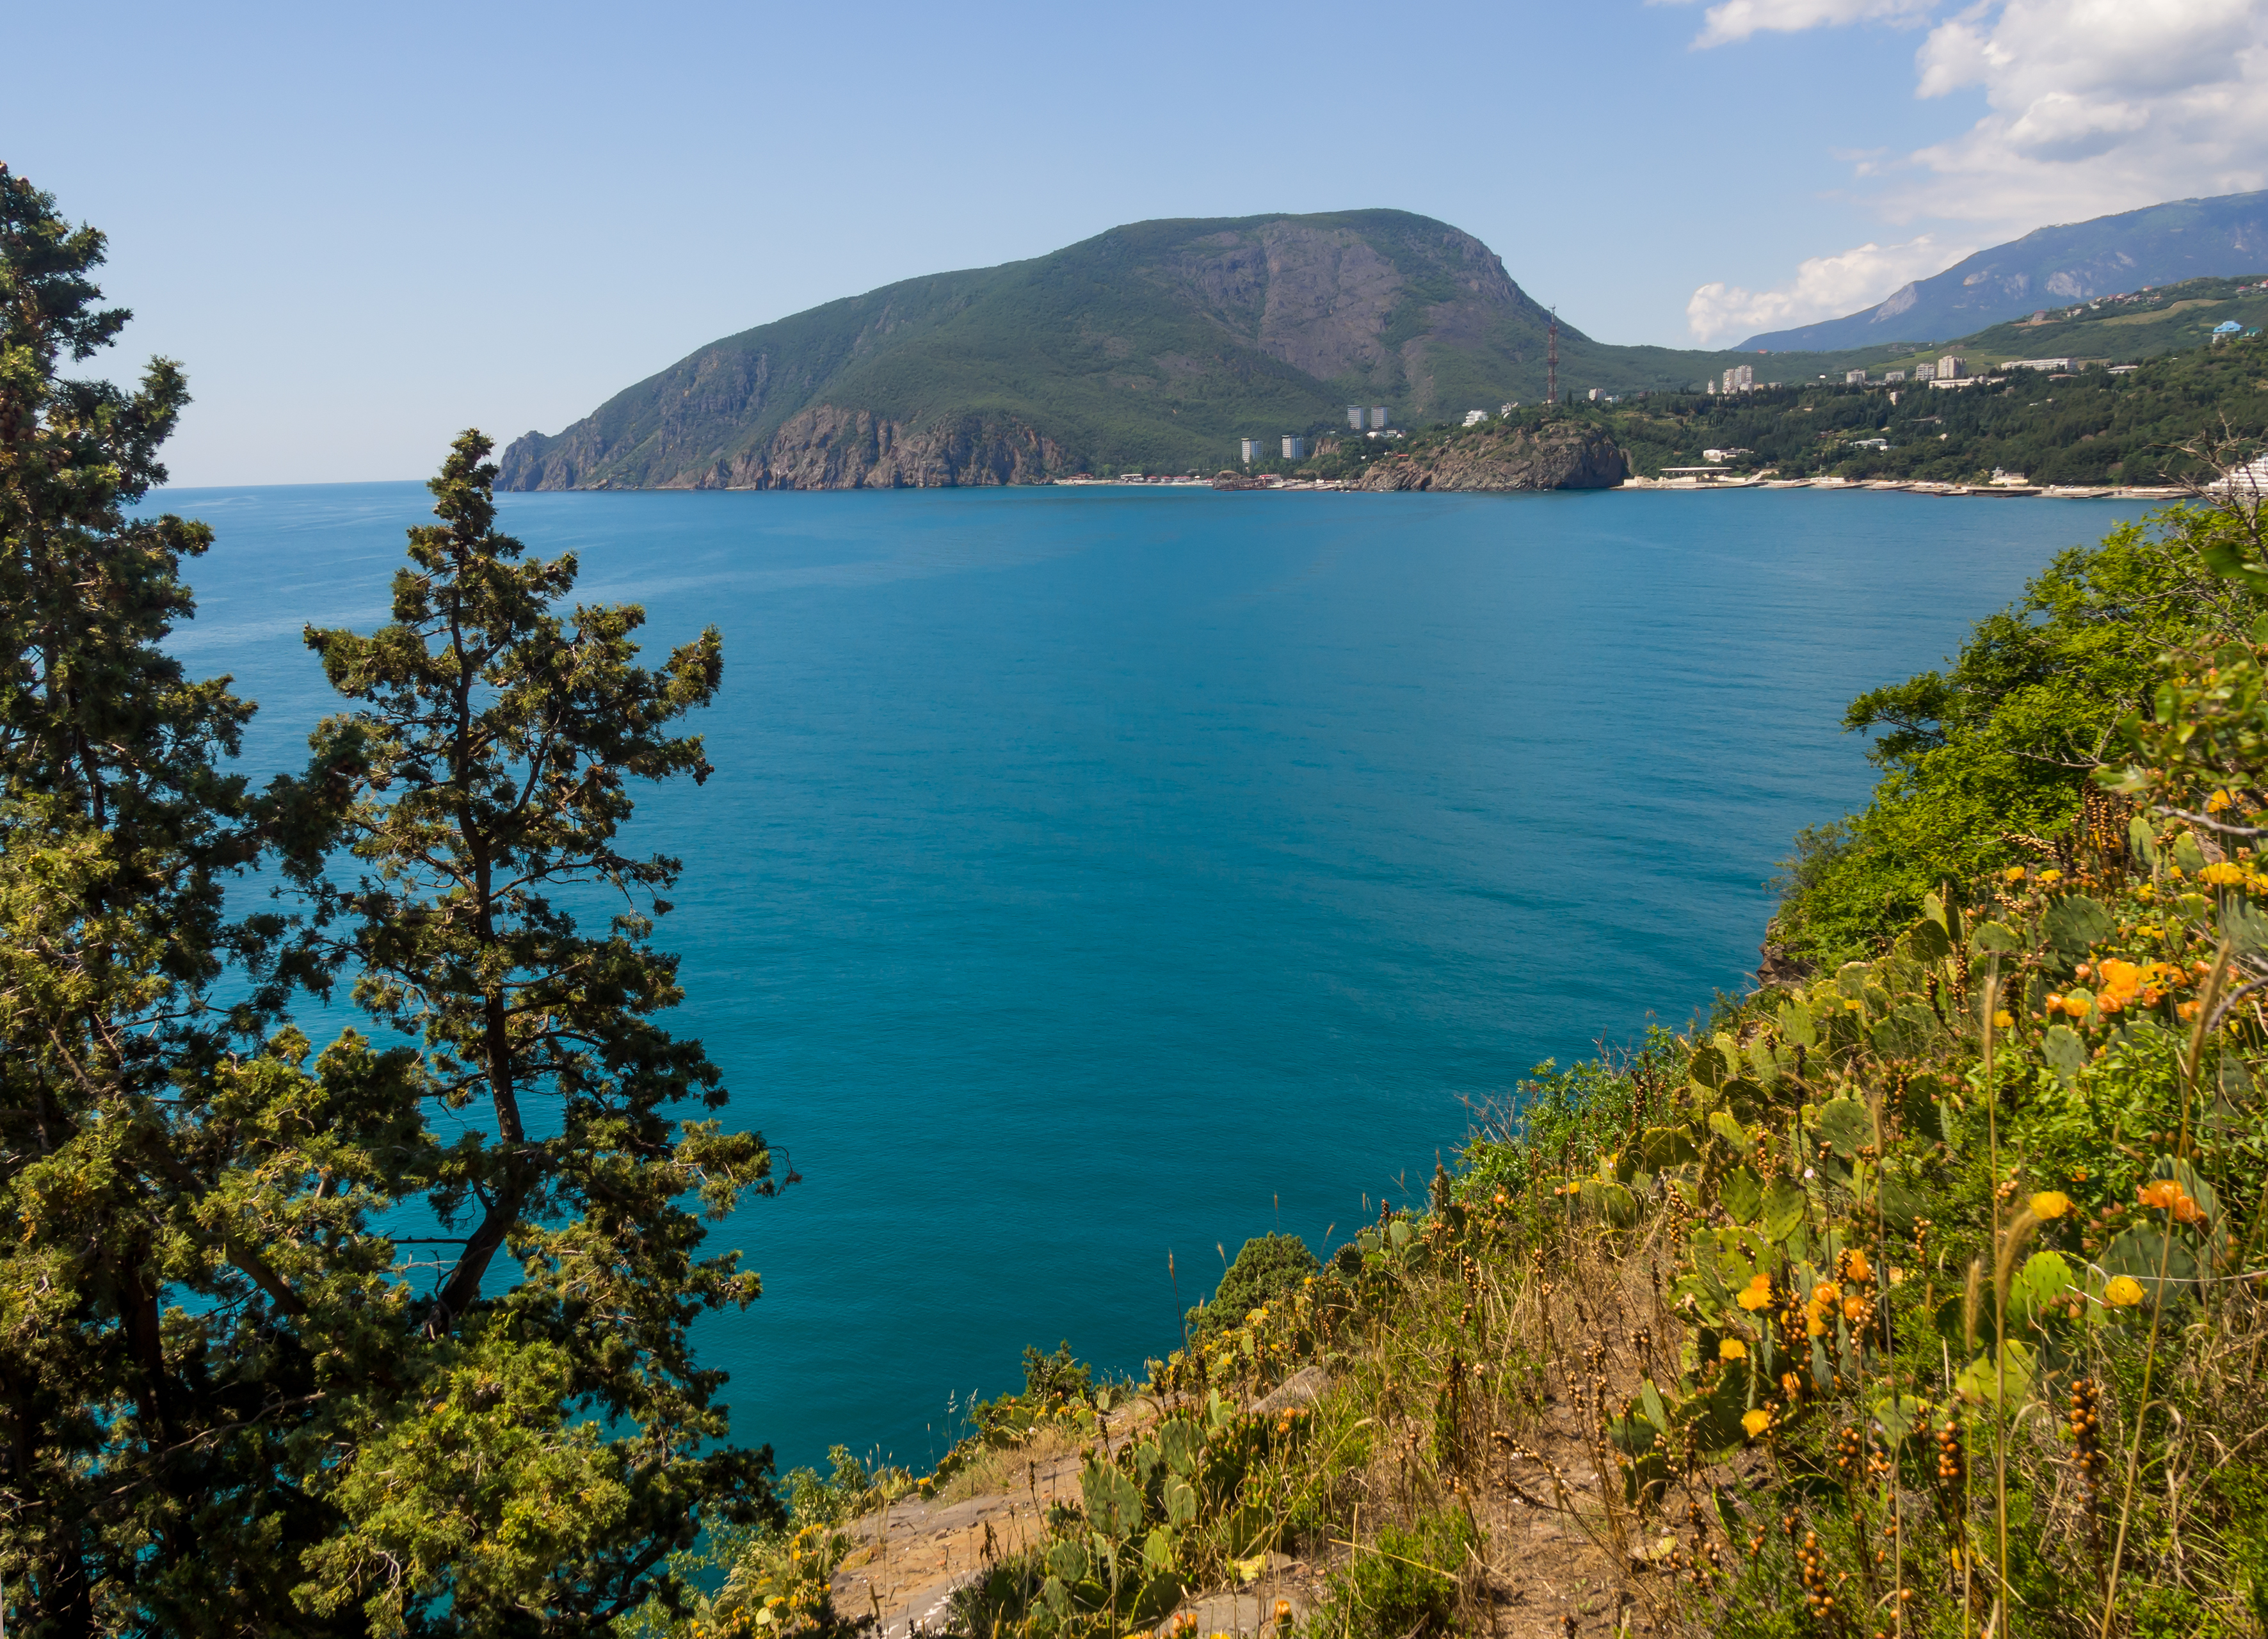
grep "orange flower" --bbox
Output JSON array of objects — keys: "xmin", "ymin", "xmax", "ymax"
[
  {"xmin": 2098, "ymin": 959, "xmax": 2144, "ymax": 1007},
  {"xmin": 1812, "ymin": 1281, "xmax": 1841, "ymax": 1305},
  {"xmin": 2137, "ymin": 1179, "xmax": 2182, "ymax": 1212},
  {"xmin": 1841, "ymin": 1249, "xmax": 1873, "ymax": 1283},
  {"xmin": 1842, "ymin": 1296, "xmax": 1869, "ymax": 1322},
  {"xmin": 1719, "ymin": 1338, "xmax": 1748, "ymax": 1360}
]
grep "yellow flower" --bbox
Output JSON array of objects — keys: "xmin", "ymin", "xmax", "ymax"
[
  {"xmin": 2004, "ymin": 865, "xmax": 2027, "ymax": 883},
  {"xmin": 2030, "ymin": 1190, "xmax": 2071, "ymax": 1219},
  {"xmin": 2038, "ymin": 868, "xmax": 2062, "ymax": 883},
  {"xmin": 1742, "ymin": 1408, "xmax": 1773, "ymax": 1438},
  {"xmin": 2207, "ymin": 788, "xmax": 2235, "ymax": 813},
  {"xmin": 1993, "ymin": 1009, "xmax": 2015, "ymax": 1029},
  {"xmin": 1737, "ymin": 1284, "xmax": 1772, "ymax": 1311},
  {"xmin": 1719, "ymin": 1338, "xmax": 1748, "ymax": 1360},
  {"xmin": 2098, "ymin": 959, "xmax": 2144, "ymax": 1007},
  {"xmin": 2105, "ymin": 1275, "xmax": 2145, "ymax": 1307},
  {"xmin": 1806, "ymin": 1311, "xmax": 1829, "ymax": 1339},
  {"xmin": 1813, "ymin": 1281, "xmax": 1841, "ymax": 1305},
  {"xmin": 2201, "ymin": 861, "xmax": 2246, "ymax": 887}
]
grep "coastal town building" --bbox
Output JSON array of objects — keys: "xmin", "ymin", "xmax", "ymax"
[
  {"xmin": 1282, "ymin": 436, "xmax": 1308, "ymax": 460},
  {"xmin": 1500, "ymin": 402, "xmax": 1516, "ymax": 417},
  {"xmin": 1914, "ymin": 363, "xmax": 1936, "ymax": 380},
  {"xmin": 1701, "ymin": 447, "xmax": 1751, "ymax": 461},
  {"xmin": 1885, "ymin": 371, "xmax": 1906, "ymax": 382},
  {"xmin": 1464, "ymin": 408, "xmax": 1490, "ymax": 425},
  {"xmin": 1240, "ymin": 438, "xmax": 1264, "ymax": 463},
  {"xmin": 1346, "ymin": 406, "xmax": 1364, "ymax": 429},
  {"xmin": 1937, "ymin": 354, "xmax": 1966, "ymax": 379},
  {"xmin": 1719, "ymin": 364, "xmax": 1755, "ymax": 394},
  {"xmin": 1369, "ymin": 406, "xmax": 1387, "ymax": 429},
  {"xmin": 2006, "ymin": 357, "xmax": 2073, "ymax": 372},
  {"xmin": 2212, "ymin": 454, "xmax": 2268, "ymax": 495}
]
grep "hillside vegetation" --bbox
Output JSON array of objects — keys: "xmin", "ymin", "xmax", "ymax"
[
  {"xmin": 1259, "ymin": 334, "xmax": 2267, "ymax": 492},
  {"xmin": 1604, "ymin": 331, "xmax": 2268, "ymax": 486}
]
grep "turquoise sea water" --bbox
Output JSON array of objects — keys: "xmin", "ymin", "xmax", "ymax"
[{"xmin": 157, "ymin": 481, "xmax": 2154, "ymax": 1475}]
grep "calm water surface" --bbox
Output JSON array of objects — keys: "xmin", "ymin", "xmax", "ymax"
[{"xmin": 156, "ymin": 481, "xmax": 2153, "ymax": 1472}]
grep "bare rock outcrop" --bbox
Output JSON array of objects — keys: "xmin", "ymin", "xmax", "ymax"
[
  {"xmin": 1353, "ymin": 421, "xmax": 1628, "ymax": 492},
  {"xmin": 723, "ymin": 407, "xmax": 1071, "ymax": 490}
]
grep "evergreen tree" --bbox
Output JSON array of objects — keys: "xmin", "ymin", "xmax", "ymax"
[
  {"xmin": 0, "ymin": 164, "xmax": 420, "ymax": 1633},
  {"xmin": 1, "ymin": 167, "xmax": 779, "ymax": 1633},
  {"xmin": 294, "ymin": 432, "xmax": 780, "ymax": 1632}
]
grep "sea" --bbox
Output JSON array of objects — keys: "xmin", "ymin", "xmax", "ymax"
[{"xmin": 154, "ymin": 480, "xmax": 2158, "ymax": 1475}]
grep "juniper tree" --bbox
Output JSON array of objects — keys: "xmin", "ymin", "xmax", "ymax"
[
  {"xmin": 0, "ymin": 164, "xmax": 419, "ymax": 1634},
  {"xmin": 295, "ymin": 432, "xmax": 780, "ymax": 1632}
]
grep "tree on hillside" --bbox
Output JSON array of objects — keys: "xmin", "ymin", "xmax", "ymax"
[
  {"xmin": 1, "ymin": 164, "xmax": 783, "ymax": 1635},
  {"xmin": 293, "ymin": 431, "xmax": 784, "ymax": 1631}
]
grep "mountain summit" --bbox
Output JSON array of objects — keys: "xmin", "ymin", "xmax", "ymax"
[
  {"xmin": 501, "ymin": 211, "xmax": 1714, "ymax": 490},
  {"xmin": 1738, "ymin": 190, "xmax": 2268, "ymax": 352}
]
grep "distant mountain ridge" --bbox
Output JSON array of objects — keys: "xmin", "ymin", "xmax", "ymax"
[
  {"xmin": 1738, "ymin": 191, "xmax": 2268, "ymax": 352},
  {"xmin": 500, "ymin": 211, "xmax": 1785, "ymax": 490}
]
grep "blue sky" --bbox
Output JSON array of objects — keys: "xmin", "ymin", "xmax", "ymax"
[{"xmin": 11, "ymin": 0, "xmax": 2264, "ymax": 483}]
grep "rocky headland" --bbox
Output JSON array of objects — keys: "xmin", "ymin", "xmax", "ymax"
[{"xmin": 1351, "ymin": 420, "xmax": 1628, "ymax": 491}]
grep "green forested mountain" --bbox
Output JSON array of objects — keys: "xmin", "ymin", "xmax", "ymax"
[{"xmin": 497, "ymin": 211, "xmax": 1838, "ymax": 490}]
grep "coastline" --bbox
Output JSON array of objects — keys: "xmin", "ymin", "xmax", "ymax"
[{"xmin": 1049, "ymin": 473, "xmax": 2188, "ymax": 499}]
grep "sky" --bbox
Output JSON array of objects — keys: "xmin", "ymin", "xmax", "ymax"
[{"xmin": 9, "ymin": 0, "xmax": 2267, "ymax": 484}]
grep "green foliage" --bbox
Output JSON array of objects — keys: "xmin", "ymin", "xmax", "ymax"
[
  {"xmin": 287, "ymin": 431, "xmax": 780, "ymax": 1631},
  {"xmin": 0, "ymin": 161, "xmax": 424, "ymax": 1631},
  {"xmin": 1, "ymin": 164, "xmax": 788, "ymax": 1632},
  {"xmin": 1189, "ymin": 1234, "xmax": 1320, "ymax": 1341},
  {"xmin": 1307, "ymin": 1511, "xmax": 1474, "ymax": 1639},
  {"xmin": 1021, "ymin": 1340, "xmax": 1095, "ymax": 1408},
  {"xmin": 1776, "ymin": 506, "xmax": 2258, "ymax": 962}
]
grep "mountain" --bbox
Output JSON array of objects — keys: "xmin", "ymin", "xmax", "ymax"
[
  {"xmin": 500, "ymin": 211, "xmax": 1789, "ymax": 490},
  {"xmin": 1737, "ymin": 191, "xmax": 2268, "ymax": 352}
]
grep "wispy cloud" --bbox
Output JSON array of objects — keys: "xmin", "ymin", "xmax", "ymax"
[
  {"xmin": 1655, "ymin": 0, "xmax": 1936, "ymax": 49},
  {"xmin": 1685, "ymin": 236, "xmax": 1971, "ymax": 344}
]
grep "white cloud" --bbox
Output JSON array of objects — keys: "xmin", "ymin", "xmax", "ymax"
[
  {"xmin": 1890, "ymin": 0, "xmax": 2268, "ymax": 225},
  {"xmin": 1681, "ymin": 0, "xmax": 2268, "ymax": 338},
  {"xmin": 1677, "ymin": 0, "xmax": 1936, "ymax": 48},
  {"xmin": 1685, "ymin": 235, "xmax": 1971, "ymax": 343}
]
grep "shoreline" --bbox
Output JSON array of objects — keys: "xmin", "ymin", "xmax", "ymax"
[{"xmin": 1046, "ymin": 474, "xmax": 2184, "ymax": 499}]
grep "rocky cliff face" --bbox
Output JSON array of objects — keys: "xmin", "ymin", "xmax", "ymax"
[
  {"xmin": 529, "ymin": 407, "xmax": 1072, "ymax": 491},
  {"xmin": 1353, "ymin": 422, "xmax": 1627, "ymax": 492},
  {"xmin": 721, "ymin": 408, "xmax": 1069, "ymax": 490}
]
